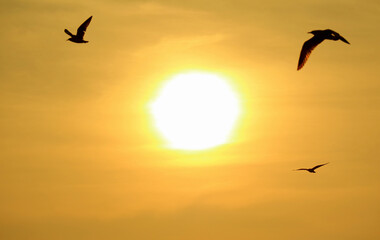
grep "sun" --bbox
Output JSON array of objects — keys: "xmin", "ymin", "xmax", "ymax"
[{"xmin": 150, "ymin": 71, "xmax": 241, "ymax": 150}]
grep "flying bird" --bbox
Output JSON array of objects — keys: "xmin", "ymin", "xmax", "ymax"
[
  {"xmin": 64, "ymin": 16, "xmax": 93, "ymax": 43},
  {"xmin": 297, "ymin": 29, "xmax": 350, "ymax": 70},
  {"xmin": 295, "ymin": 163, "xmax": 329, "ymax": 173}
]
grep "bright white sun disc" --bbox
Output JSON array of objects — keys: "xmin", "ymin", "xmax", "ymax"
[{"xmin": 150, "ymin": 72, "xmax": 241, "ymax": 150}]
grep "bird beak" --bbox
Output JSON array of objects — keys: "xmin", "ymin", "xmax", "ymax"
[{"xmin": 340, "ymin": 36, "xmax": 350, "ymax": 44}]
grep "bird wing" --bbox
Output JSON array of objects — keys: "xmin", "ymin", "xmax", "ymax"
[
  {"xmin": 76, "ymin": 16, "xmax": 92, "ymax": 39},
  {"xmin": 64, "ymin": 29, "xmax": 74, "ymax": 37},
  {"xmin": 297, "ymin": 36, "xmax": 324, "ymax": 70},
  {"xmin": 295, "ymin": 168, "xmax": 309, "ymax": 171},
  {"xmin": 338, "ymin": 35, "xmax": 350, "ymax": 44},
  {"xmin": 311, "ymin": 163, "xmax": 329, "ymax": 170}
]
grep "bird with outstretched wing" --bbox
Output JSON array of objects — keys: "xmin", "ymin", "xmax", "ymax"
[
  {"xmin": 295, "ymin": 163, "xmax": 329, "ymax": 173},
  {"xmin": 297, "ymin": 29, "xmax": 349, "ymax": 70},
  {"xmin": 65, "ymin": 16, "xmax": 93, "ymax": 43}
]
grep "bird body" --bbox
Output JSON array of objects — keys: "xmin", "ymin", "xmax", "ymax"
[
  {"xmin": 297, "ymin": 29, "xmax": 349, "ymax": 70},
  {"xmin": 295, "ymin": 163, "xmax": 329, "ymax": 173},
  {"xmin": 65, "ymin": 16, "xmax": 92, "ymax": 43}
]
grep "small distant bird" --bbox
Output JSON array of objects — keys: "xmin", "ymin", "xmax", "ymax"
[
  {"xmin": 64, "ymin": 16, "xmax": 93, "ymax": 43},
  {"xmin": 295, "ymin": 163, "xmax": 329, "ymax": 173},
  {"xmin": 297, "ymin": 29, "xmax": 350, "ymax": 70}
]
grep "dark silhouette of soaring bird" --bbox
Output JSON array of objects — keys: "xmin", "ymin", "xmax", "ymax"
[
  {"xmin": 64, "ymin": 16, "xmax": 93, "ymax": 43},
  {"xmin": 295, "ymin": 163, "xmax": 329, "ymax": 173},
  {"xmin": 297, "ymin": 29, "xmax": 350, "ymax": 70}
]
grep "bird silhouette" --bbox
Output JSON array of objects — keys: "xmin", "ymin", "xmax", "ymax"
[
  {"xmin": 295, "ymin": 163, "xmax": 329, "ymax": 173},
  {"xmin": 64, "ymin": 16, "xmax": 92, "ymax": 43},
  {"xmin": 297, "ymin": 29, "xmax": 349, "ymax": 70}
]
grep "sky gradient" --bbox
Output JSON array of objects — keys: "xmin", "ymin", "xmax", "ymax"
[{"xmin": 1, "ymin": 0, "xmax": 380, "ymax": 239}]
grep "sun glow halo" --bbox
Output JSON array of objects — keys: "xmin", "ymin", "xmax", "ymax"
[{"xmin": 150, "ymin": 72, "xmax": 241, "ymax": 150}]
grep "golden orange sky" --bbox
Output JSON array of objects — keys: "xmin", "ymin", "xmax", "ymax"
[{"xmin": 0, "ymin": 0, "xmax": 380, "ymax": 239}]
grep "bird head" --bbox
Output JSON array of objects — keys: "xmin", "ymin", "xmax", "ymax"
[{"xmin": 308, "ymin": 30, "xmax": 318, "ymax": 35}]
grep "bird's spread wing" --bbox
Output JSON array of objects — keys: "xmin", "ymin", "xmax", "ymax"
[
  {"xmin": 338, "ymin": 35, "xmax": 350, "ymax": 44},
  {"xmin": 64, "ymin": 29, "xmax": 74, "ymax": 37},
  {"xmin": 76, "ymin": 16, "xmax": 92, "ymax": 39},
  {"xmin": 297, "ymin": 36, "xmax": 324, "ymax": 70},
  {"xmin": 311, "ymin": 163, "xmax": 329, "ymax": 170},
  {"xmin": 295, "ymin": 168, "xmax": 309, "ymax": 171}
]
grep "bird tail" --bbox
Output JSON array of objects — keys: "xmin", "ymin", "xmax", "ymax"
[{"xmin": 64, "ymin": 29, "xmax": 74, "ymax": 37}]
